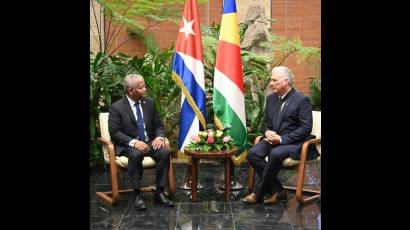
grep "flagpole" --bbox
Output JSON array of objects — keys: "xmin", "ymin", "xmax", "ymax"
[
  {"xmin": 172, "ymin": 0, "xmax": 207, "ymax": 190},
  {"xmin": 213, "ymin": 0, "xmax": 247, "ymax": 191}
]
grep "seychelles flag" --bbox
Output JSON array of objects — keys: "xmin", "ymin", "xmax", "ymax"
[
  {"xmin": 213, "ymin": 0, "xmax": 248, "ymax": 165},
  {"xmin": 171, "ymin": 0, "xmax": 206, "ymax": 160}
]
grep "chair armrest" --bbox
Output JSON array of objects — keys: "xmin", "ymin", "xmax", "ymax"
[
  {"xmin": 98, "ymin": 136, "xmax": 174, "ymax": 160},
  {"xmin": 256, "ymin": 135, "xmax": 320, "ymax": 151},
  {"xmin": 254, "ymin": 136, "xmax": 264, "ymax": 145},
  {"xmin": 164, "ymin": 137, "xmax": 170, "ymax": 151},
  {"xmin": 163, "ymin": 137, "xmax": 177, "ymax": 158},
  {"xmin": 300, "ymin": 138, "xmax": 321, "ymax": 163},
  {"xmin": 256, "ymin": 135, "xmax": 320, "ymax": 161},
  {"xmin": 97, "ymin": 137, "xmax": 113, "ymax": 146},
  {"xmin": 97, "ymin": 137, "xmax": 116, "ymax": 164}
]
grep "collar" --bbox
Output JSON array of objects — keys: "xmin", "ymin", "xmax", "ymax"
[
  {"xmin": 280, "ymin": 88, "xmax": 292, "ymax": 100},
  {"xmin": 126, "ymin": 95, "xmax": 143, "ymax": 107}
]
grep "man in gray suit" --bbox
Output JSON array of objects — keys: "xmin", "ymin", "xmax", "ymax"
[
  {"xmin": 108, "ymin": 74, "xmax": 173, "ymax": 210},
  {"xmin": 242, "ymin": 66, "xmax": 319, "ymax": 205}
]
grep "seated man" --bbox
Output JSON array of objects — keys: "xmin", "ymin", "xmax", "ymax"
[
  {"xmin": 108, "ymin": 74, "xmax": 174, "ymax": 210},
  {"xmin": 242, "ymin": 66, "xmax": 319, "ymax": 205}
]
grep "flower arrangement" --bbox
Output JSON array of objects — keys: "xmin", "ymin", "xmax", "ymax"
[{"xmin": 185, "ymin": 124, "xmax": 235, "ymax": 152}]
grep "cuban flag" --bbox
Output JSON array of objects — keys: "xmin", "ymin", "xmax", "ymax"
[
  {"xmin": 213, "ymin": 0, "xmax": 248, "ymax": 165},
  {"xmin": 171, "ymin": 0, "xmax": 206, "ymax": 160}
]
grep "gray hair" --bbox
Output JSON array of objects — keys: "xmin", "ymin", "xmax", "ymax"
[
  {"xmin": 123, "ymin": 74, "xmax": 144, "ymax": 93},
  {"xmin": 272, "ymin": 66, "xmax": 294, "ymax": 86}
]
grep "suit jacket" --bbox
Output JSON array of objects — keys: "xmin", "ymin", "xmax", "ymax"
[
  {"xmin": 108, "ymin": 96, "xmax": 165, "ymax": 155},
  {"xmin": 261, "ymin": 89, "xmax": 319, "ymax": 160}
]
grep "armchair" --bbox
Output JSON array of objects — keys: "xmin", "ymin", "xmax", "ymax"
[
  {"xmin": 247, "ymin": 111, "xmax": 321, "ymax": 204},
  {"xmin": 95, "ymin": 112, "xmax": 175, "ymax": 205}
]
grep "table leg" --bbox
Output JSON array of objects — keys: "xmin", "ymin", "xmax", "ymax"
[
  {"xmin": 224, "ymin": 157, "xmax": 231, "ymax": 201},
  {"xmin": 191, "ymin": 158, "xmax": 198, "ymax": 201}
]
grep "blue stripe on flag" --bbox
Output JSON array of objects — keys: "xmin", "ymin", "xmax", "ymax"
[
  {"xmin": 177, "ymin": 99, "xmax": 196, "ymax": 150},
  {"xmin": 222, "ymin": 0, "xmax": 237, "ymax": 14},
  {"xmin": 172, "ymin": 53, "xmax": 206, "ymax": 115}
]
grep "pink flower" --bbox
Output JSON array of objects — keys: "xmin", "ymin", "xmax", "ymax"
[
  {"xmin": 207, "ymin": 136, "xmax": 214, "ymax": 144},
  {"xmin": 191, "ymin": 135, "xmax": 200, "ymax": 143},
  {"xmin": 223, "ymin": 136, "xmax": 231, "ymax": 143}
]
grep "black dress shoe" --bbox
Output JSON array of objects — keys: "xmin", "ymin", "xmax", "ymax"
[
  {"xmin": 133, "ymin": 194, "xmax": 147, "ymax": 210},
  {"xmin": 154, "ymin": 192, "xmax": 174, "ymax": 207}
]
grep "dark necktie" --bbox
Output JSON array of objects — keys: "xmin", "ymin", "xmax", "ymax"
[
  {"xmin": 277, "ymin": 89, "xmax": 294, "ymax": 114},
  {"xmin": 278, "ymin": 97, "xmax": 286, "ymax": 112},
  {"xmin": 276, "ymin": 96, "xmax": 286, "ymax": 115},
  {"xmin": 135, "ymin": 102, "xmax": 146, "ymax": 141}
]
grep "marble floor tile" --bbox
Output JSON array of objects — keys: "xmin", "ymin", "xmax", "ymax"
[{"xmin": 91, "ymin": 160, "xmax": 321, "ymax": 229}]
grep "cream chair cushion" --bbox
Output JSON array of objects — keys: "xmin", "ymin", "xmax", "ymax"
[{"xmin": 99, "ymin": 112, "xmax": 156, "ymax": 168}]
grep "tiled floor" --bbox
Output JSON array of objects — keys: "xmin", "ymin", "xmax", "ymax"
[{"xmin": 90, "ymin": 160, "xmax": 321, "ymax": 229}]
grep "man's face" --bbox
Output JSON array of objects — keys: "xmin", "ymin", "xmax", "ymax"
[
  {"xmin": 128, "ymin": 78, "xmax": 147, "ymax": 100},
  {"xmin": 269, "ymin": 72, "xmax": 289, "ymax": 95}
]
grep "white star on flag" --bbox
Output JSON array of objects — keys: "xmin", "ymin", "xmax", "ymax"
[{"xmin": 179, "ymin": 18, "xmax": 196, "ymax": 40}]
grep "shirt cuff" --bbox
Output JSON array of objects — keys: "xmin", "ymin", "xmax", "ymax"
[
  {"xmin": 278, "ymin": 136, "xmax": 282, "ymax": 144},
  {"xmin": 129, "ymin": 139, "xmax": 137, "ymax": 147}
]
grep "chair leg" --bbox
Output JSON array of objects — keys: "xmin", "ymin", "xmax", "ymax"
[
  {"xmin": 284, "ymin": 186, "xmax": 320, "ymax": 204},
  {"xmin": 283, "ymin": 163, "xmax": 320, "ymax": 205},
  {"xmin": 168, "ymin": 156, "xmax": 175, "ymax": 196},
  {"xmin": 96, "ymin": 174, "xmax": 156, "ymax": 205},
  {"xmin": 247, "ymin": 165, "xmax": 255, "ymax": 194},
  {"xmin": 96, "ymin": 163, "xmax": 122, "ymax": 205},
  {"xmin": 96, "ymin": 163, "xmax": 157, "ymax": 205},
  {"xmin": 96, "ymin": 192, "xmax": 115, "ymax": 205},
  {"xmin": 96, "ymin": 189, "xmax": 134, "ymax": 205},
  {"xmin": 295, "ymin": 161, "xmax": 320, "ymax": 204},
  {"xmin": 102, "ymin": 163, "xmax": 120, "ymax": 204}
]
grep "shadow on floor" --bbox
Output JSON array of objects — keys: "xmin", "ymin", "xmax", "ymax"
[{"xmin": 90, "ymin": 161, "xmax": 321, "ymax": 230}]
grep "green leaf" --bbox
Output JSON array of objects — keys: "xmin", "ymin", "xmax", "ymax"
[
  {"xmin": 203, "ymin": 144, "xmax": 212, "ymax": 152},
  {"xmin": 90, "ymin": 117, "xmax": 96, "ymax": 140}
]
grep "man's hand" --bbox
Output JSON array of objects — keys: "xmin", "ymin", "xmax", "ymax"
[
  {"xmin": 152, "ymin": 137, "xmax": 164, "ymax": 150},
  {"xmin": 264, "ymin": 130, "xmax": 281, "ymax": 145},
  {"xmin": 134, "ymin": 140, "xmax": 150, "ymax": 153}
]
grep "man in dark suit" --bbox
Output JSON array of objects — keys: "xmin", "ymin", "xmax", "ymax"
[
  {"xmin": 242, "ymin": 66, "xmax": 319, "ymax": 205},
  {"xmin": 108, "ymin": 74, "xmax": 173, "ymax": 210}
]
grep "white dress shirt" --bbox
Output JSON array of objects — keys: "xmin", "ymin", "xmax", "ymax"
[{"xmin": 126, "ymin": 95, "xmax": 148, "ymax": 146}]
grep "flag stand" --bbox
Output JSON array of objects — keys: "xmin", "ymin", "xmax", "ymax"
[
  {"xmin": 217, "ymin": 159, "xmax": 244, "ymax": 190},
  {"xmin": 179, "ymin": 163, "xmax": 205, "ymax": 190}
]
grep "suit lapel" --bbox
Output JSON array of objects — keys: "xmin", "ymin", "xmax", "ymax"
[
  {"xmin": 277, "ymin": 92, "xmax": 296, "ymax": 130},
  {"xmin": 122, "ymin": 97, "xmax": 137, "ymax": 124},
  {"xmin": 271, "ymin": 96, "xmax": 281, "ymax": 131},
  {"xmin": 266, "ymin": 98, "xmax": 277, "ymax": 126},
  {"xmin": 141, "ymin": 99, "xmax": 149, "ymax": 127}
]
